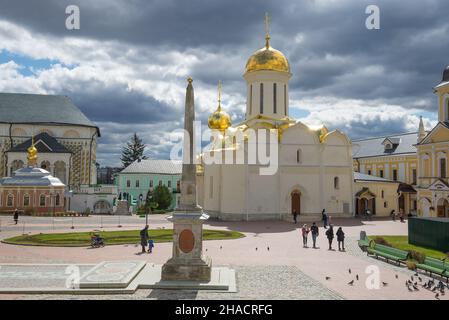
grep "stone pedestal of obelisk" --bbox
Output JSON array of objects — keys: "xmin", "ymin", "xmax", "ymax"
[{"xmin": 161, "ymin": 78, "xmax": 212, "ymax": 281}]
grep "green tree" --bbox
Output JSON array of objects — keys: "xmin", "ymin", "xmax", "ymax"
[
  {"xmin": 151, "ymin": 185, "xmax": 172, "ymax": 210},
  {"xmin": 120, "ymin": 133, "xmax": 147, "ymax": 168}
]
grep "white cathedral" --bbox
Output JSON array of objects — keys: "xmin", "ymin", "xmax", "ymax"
[{"xmin": 196, "ymin": 29, "xmax": 354, "ymax": 221}]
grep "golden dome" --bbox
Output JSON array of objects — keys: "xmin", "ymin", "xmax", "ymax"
[
  {"xmin": 245, "ymin": 36, "xmax": 290, "ymax": 74},
  {"xmin": 208, "ymin": 106, "xmax": 232, "ymax": 131},
  {"xmin": 27, "ymin": 136, "xmax": 38, "ymax": 167},
  {"xmin": 208, "ymin": 81, "xmax": 232, "ymax": 131}
]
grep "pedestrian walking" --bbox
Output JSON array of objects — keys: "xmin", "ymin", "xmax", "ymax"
[
  {"xmin": 325, "ymin": 225, "xmax": 334, "ymax": 250},
  {"xmin": 322, "ymin": 209, "xmax": 328, "ymax": 229},
  {"xmin": 292, "ymin": 209, "xmax": 298, "ymax": 224},
  {"xmin": 301, "ymin": 224, "xmax": 310, "ymax": 247},
  {"xmin": 148, "ymin": 239, "xmax": 155, "ymax": 253},
  {"xmin": 13, "ymin": 208, "xmax": 19, "ymax": 225},
  {"xmin": 390, "ymin": 209, "xmax": 396, "ymax": 222},
  {"xmin": 336, "ymin": 227, "xmax": 345, "ymax": 251},
  {"xmin": 140, "ymin": 225, "xmax": 149, "ymax": 253},
  {"xmin": 399, "ymin": 210, "xmax": 405, "ymax": 223},
  {"xmin": 310, "ymin": 222, "xmax": 319, "ymax": 249}
]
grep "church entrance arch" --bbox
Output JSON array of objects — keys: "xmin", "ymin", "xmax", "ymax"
[
  {"xmin": 437, "ymin": 198, "xmax": 449, "ymax": 217},
  {"xmin": 291, "ymin": 191, "xmax": 301, "ymax": 215}
]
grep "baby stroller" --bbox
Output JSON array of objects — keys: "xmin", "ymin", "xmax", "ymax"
[{"xmin": 90, "ymin": 233, "xmax": 105, "ymax": 248}]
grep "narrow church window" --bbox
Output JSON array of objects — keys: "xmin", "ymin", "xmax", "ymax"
[
  {"xmin": 150, "ymin": 180, "xmax": 153, "ymax": 188},
  {"xmin": 39, "ymin": 194, "xmax": 46, "ymax": 207},
  {"xmin": 334, "ymin": 177, "xmax": 339, "ymax": 189},
  {"xmin": 440, "ymin": 158, "xmax": 446, "ymax": 178},
  {"xmin": 379, "ymin": 170, "xmax": 384, "ymax": 178},
  {"xmin": 381, "ymin": 190, "xmax": 384, "ymax": 198},
  {"xmin": 273, "ymin": 83, "xmax": 277, "ymax": 114},
  {"xmin": 367, "ymin": 170, "xmax": 371, "ymax": 175},
  {"xmin": 260, "ymin": 83, "xmax": 264, "ymax": 114},
  {"xmin": 23, "ymin": 194, "xmax": 30, "ymax": 206},
  {"xmin": 209, "ymin": 176, "xmax": 213, "ymax": 199},
  {"xmin": 126, "ymin": 180, "xmax": 131, "ymax": 188},
  {"xmin": 392, "ymin": 169, "xmax": 397, "ymax": 181},
  {"xmin": 296, "ymin": 149, "xmax": 302, "ymax": 163},
  {"xmin": 284, "ymin": 84, "xmax": 287, "ymax": 115},
  {"xmin": 55, "ymin": 193, "xmax": 60, "ymax": 206},
  {"xmin": 7, "ymin": 194, "xmax": 13, "ymax": 207},
  {"xmin": 412, "ymin": 169, "xmax": 417, "ymax": 184},
  {"xmin": 168, "ymin": 180, "xmax": 171, "ymax": 188},
  {"xmin": 135, "ymin": 180, "xmax": 140, "ymax": 188}
]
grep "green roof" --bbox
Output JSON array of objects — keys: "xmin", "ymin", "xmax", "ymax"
[{"xmin": 0, "ymin": 92, "xmax": 100, "ymax": 136}]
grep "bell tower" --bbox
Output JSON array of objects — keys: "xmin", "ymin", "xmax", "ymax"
[{"xmin": 243, "ymin": 13, "xmax": 292, "ymax": 120}]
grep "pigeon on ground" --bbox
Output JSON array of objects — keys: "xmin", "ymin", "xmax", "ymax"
[
  {"xmin": 418, "ymin": 277, "xmax": 422, "ymax": 282},
  {"xmin": 407, "ymin": 286, "xmax": 413, "ymax": 292},
  {"xmin": 220, "ymin": 246, "xmax": 222, "ymax": 250},
  {"xmin": 413, "ymin": 285, "xmax": 419, "ymax": 291},
  {"xmin": 348, "ymin": 280, "xmax": 354, "ymax": 286},
  {"xmin": 435, "ymin": 293, "xmax": 440, "ymax": 300},
  {"xmin": 267, "ymin": 247, "xmax": 270, "ymax": 251},
  {"xmin": 255, "ymin": 247, "xmax": 258, "ymax": 251},
  {"xmin": 348, "ymin": 268, "xmax": 352, "ymax": 274},
  {"xmin": 356, "ymin": 274, "xmax": 359, "ymax": 281},
  {"xmin": 382, "ymin": 282, "xmax": 388, "ymax": 287},
  {"xmin": 325, "ymin": 276, "xmax": 331, "ymax": 280},
  {"xmin": 395, "ymin": 274, "xmax": 399, "ymax": 279}
]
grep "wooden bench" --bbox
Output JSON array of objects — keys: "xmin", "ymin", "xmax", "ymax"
[
  {"xmin": 367, "ymin": 242, "xmax": 410, "ymax": 266},
  {"xmin": 416, "ymin": 257, "xmax": 449, "ymax": 280}
]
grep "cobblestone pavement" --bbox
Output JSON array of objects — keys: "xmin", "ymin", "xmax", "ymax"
[{"xmin": 20, "ymin": 266, "xmax": 343, "ymax": 300}]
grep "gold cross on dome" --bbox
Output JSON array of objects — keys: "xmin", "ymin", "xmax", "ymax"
[
  {"xmin": 264, "ymin": 12, "xmax": 271, "ymax": 37},
  {"xmin": 218, "ymin": 80, "xmax": 222, "ymax": 106}
]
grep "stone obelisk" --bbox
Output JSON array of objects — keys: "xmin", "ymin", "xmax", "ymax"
[{"xmin": 161, "ymin": 77, "xmax": 212, "ymax": 281}]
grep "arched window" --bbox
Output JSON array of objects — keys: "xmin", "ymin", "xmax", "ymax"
[
  {"xmin": 39, "ymin": 194, "xmax": 46, "ymax": 207},
  {"xmin": 273, "ymin": 83, "xmax": 277, "ymax": 114},
  {"xmin": 23, "ymin": 194, "xmax": 30, "ymax": 206},
  {"xmin": 334, "ymin": 177, "xmax": 340, "ymax": 190},
  {"xmin": 440, "ymin": 157, "xmax": 446, "ymax": 178},
  {"xmin": 249, "ymin": 84, "xmax": 253, "ymax": 115},
  {"xmin": 10, "ymin": 159, "xmax": 24, "ymax": 175},
  {"xmin": 40, "ymin": 161, "xmax": 50, "ymax": 170},
  {"xmin": 296, "ymin": 149, "xmax": 302, "ymax": 163},
  {"xmin": 7, "ymin": 194, "xmax": 13, "ymax": 207},
  {"xmin": 260, "ymin": 83, "xmax": 264, "ymax": 114},
  {"xmin": 55, "ymin": 193, "xmax": 60, "ymax": 206},
  {"xmin": 381, "ymin": 190, "xmax": 384, "ymax": 199}
]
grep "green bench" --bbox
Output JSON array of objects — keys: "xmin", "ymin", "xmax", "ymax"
[
  {"xmin": 416, "ymin": 257, "xmax": 449, "ymax": 280},
  {"xmin": 358, "ymin": 238, "xmax": 372, "ymax": 252},
  {"xmin": 366, "ymin": 242, "xmax": 410, "ymax": 266}
]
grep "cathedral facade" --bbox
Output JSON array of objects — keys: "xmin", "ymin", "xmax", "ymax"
[
  {"xmin": 197, "ymin": 31, "xmax": 354, "ymax": 221},
  {"xmin": 0, "ymin": 93, "xmax": 100, "ymax": 189}
]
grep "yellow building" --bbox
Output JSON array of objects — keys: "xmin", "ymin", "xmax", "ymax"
[
  {"xmin": 416, "ymin": 66, "xmax": 449, "ymax": 218},
  {"xmin": 352, "ymin": 132, "xmax": 419, "ymax": 215}
]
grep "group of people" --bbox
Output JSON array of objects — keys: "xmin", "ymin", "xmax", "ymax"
[
  {"xmin": 300, "ymin": 223, "xmax": 346, "ymax": 251},
  {"xmin": 390, "ymin": 209, "xmax": 406, "ymax": 223},
  {"xmin": 295, "ymin": 209, "xmax": 345, "ymax": 251},
  {"xmin": 139, "ymin": 225, "xmax": 155, "ymax": 254}
]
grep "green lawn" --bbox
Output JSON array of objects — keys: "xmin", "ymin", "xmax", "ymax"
[
  {"xmin": 370, "ymin": 235, "xmax": 448, "ymax": 260},
  {"xmin": 2, "ymin": 229, "xmax": 245, "ymax": 247}
]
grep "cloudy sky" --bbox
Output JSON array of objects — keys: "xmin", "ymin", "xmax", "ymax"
[{"xmin": 0, "ymin": 0, "xmax": 447, "ymax": 166}]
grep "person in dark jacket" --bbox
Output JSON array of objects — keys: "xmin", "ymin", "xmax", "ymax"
[
  {"xmin": 321, "ymin": 209, "xmax": 328, "ymax": 229},
  {"xmin": 325, "ymin": 225, "xmax": 334, "ymax": 250},
  {"xmin": 140, "ymin": 225, "xmax": 149, "ymax": 253},
  {"xmin": 336, "ymin": 227, "xmax": 345, "ymax": 251},
  {"xmin": 292, "ymin": 209, "xmax": 298, "ymax": 224},
  {"xmin": 310, "ymin": 222, "xmax": 319, "ymax": 249},
  {"xmin": 13, "ymin": 208, "xmax": 19, "ymax": 225}
]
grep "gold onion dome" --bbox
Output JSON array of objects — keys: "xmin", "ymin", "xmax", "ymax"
[{"xmin": 208, "ymin": 81, "xmax": 231, "ymax": 131}]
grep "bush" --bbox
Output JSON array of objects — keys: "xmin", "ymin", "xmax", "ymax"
[
  {"xmin": 151, "ymin": 185, "xmax": 172, "ymax": 210},
  {"xmin": 409, "ymin": 250, "xmax": 426, "ymax": 263},
  {"xmin": 372, "ymin": 236, "xmax": 392, "ymax": 247}
]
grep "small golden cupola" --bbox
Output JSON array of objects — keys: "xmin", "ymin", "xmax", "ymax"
[
  {"xmin": 244, "ymin": 13, "xmax": 290, "ymax": 74},
  {"xmin": 27, "ymin": 136, "xmax": 38, "ymax": 167},
  {"xmin": 208, "ymin": 81, "xmax": 232, "ymax": 131}
]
